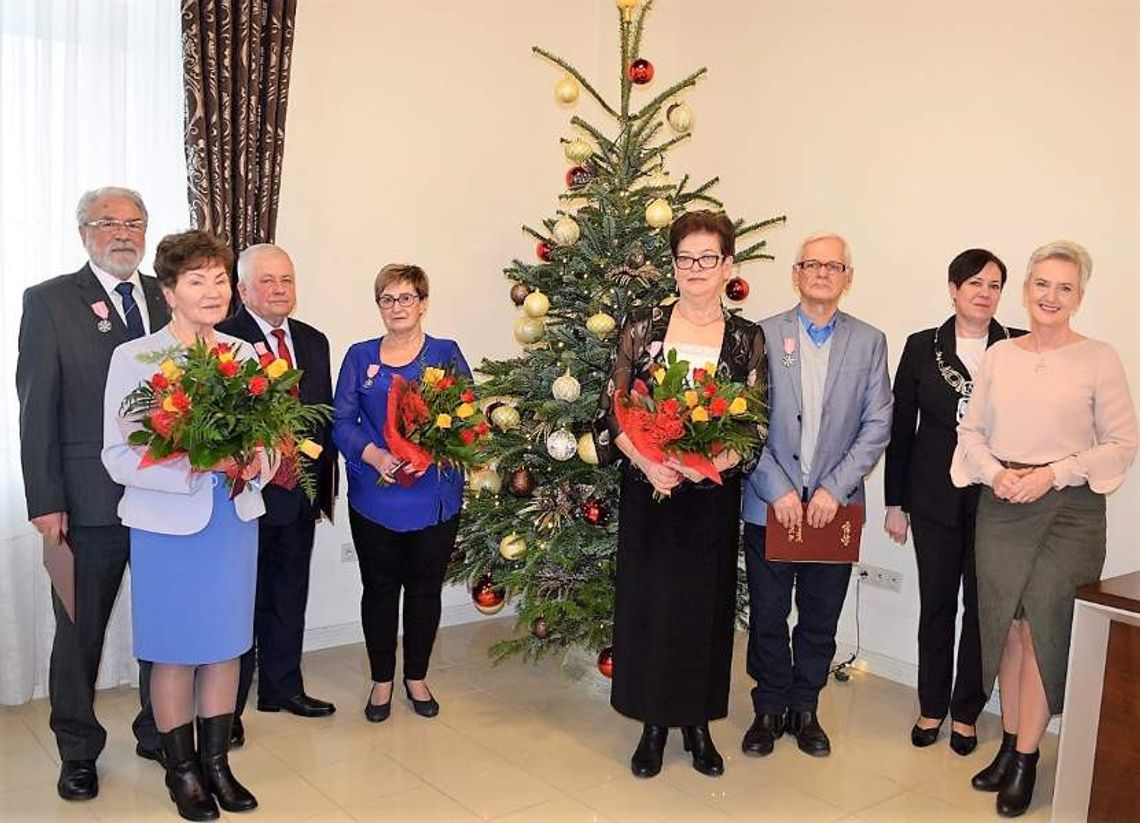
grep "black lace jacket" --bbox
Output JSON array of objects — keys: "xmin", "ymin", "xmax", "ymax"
[{"xmin": 592, "ymin": 303, "xmax": 769, "ymax": 482}]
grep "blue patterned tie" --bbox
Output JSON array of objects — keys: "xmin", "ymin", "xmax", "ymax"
[{"xmin": 114, "ymin": 282, "xmax": 145, "ymax": 340}]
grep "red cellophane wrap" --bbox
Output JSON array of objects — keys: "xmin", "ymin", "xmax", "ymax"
[
  {"xmin": 613, "ymin": 383, "xmax": 722, "ymax": 485},
  {"xmin": 383, "ymin": 374, "xmax": 434, "ymax": 474}
]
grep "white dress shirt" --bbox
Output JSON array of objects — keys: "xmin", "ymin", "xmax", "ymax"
[
  {"xmin": 90, "ymin": 261, "xmax": 152, "ymax": 334},
  {"xmin": 248, "ymin": 309, "xmax": 295, "ymax": 364}
]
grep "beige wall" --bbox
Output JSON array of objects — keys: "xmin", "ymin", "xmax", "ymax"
[{"xmin": 280, "ymin": 0, "xmax": 1140, "ymax": 668}]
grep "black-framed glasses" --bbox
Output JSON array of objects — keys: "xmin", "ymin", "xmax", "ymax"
[
  {"xmin": 794, "ymin": 259, "xmax": 848, "ymax": 275},
  {"xmin": 377, "ymin": 293, "xmax": 421, "ymax": 309},
  {"xmin": 674, "ymin": 253, "xmax": 724, "ymax": 271},
  {"xmin": 83, "ymin": 218, "xmax": 146, "ymax": 232}
]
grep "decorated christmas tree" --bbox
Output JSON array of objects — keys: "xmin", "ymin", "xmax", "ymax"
[{"xmin": 447, "ymin": 0, "xmax": 784, "ymax": 669}]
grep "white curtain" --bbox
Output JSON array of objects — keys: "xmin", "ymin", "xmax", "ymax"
[{"xmin": 0, "ymin": 0, "xmax": 188, "ymax": 705}]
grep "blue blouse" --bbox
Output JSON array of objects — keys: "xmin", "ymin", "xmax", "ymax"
[{"xmin": 332, "ymin": 335, "xmax": 472, "ymax": 532}]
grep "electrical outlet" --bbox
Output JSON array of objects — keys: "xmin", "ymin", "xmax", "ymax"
[
  {"xmin": 340, "ymin": 542, "xmax": 357, "ymax": 563},
  {"xmin": 854, "ymin": 563, "xmax": 903, "ymax": 593}
]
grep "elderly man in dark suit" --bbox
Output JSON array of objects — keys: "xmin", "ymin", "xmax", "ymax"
[
  {"xmin": 740, "ymin": 233, "xmax": 893, "ymax": 759},
  {"xmin": 220, "ymin": 244, "xmax": 338, "ymax": 744},
  {"xmin": 16, "ymin": 187, "xmax": 170, "ymax": 800}
]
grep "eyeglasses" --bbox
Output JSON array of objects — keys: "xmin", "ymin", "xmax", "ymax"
[
  {"xmin": 377, "ymin": 293, "xmax": 421, "ymax": 309},
  {"xmin": 674, "ymin": 253, "xmax": 724, "ymax": 271},
  {"xmin": 794, "ymin": 259, "xmax": 848, "ymax": 275},
  {"xmin": 83, "ymin": 218, "xmax": 146, "ymax": 233}
]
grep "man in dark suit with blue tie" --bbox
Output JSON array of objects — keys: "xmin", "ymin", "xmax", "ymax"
[
  {"xmin": 219, "ymin": 244, "xmax": 338, "ymax": 743},
  {"xmin": 16, "ymin": 187, "xmax": 170, "ymax": 800}
]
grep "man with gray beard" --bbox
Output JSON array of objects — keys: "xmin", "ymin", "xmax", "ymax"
[{"xmin": 16, "ymin": 187, "xmax": 170, "ymax": 801}]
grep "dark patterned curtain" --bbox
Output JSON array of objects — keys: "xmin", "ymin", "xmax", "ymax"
[{"xmin": 181, "ymin": 0, "xmax": 296, "ymax": 250}]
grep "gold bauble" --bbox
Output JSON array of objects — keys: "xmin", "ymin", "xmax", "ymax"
[
  {"xmin": 616, "ymin": 0, "xmax": 639, "ymax": 21},
  {"xmin": 577, "ymin": 432, "xmax": 598, "ymax": 465},
  {"xmin": 468, "ymin": 468, "xmax": 502, "ymax": 494},
  {"xmin": 564, "ymin": 138, "xmax": 593, "ymax": 164},
  {"xmin": 554, "ymin": 76, "xmax": 580, "ymax": 105},
  {"xmin": 586, "ymin": 312, "xmax": 616, "ymax": 337},
  {"xmin": 523, "ymin": 290, "xmax": 550, "ymax": 318},
  {"xmin": 666, "ymin": 102, "xmax": 693, "ymax": 133},
  {"xmin": 490, "ymin": 404, "xmax": 521, "ymax": 431},
  {"xmin": 499, "ymin": 533, "xmax": 527, "ymax": 560},
  {"xmin": 552, "ymin": 216, "xmax": 580, "ymax": 247},
  {"xmin": 645, "ymin": 198, "xmax": 674, "ymax": 229},
  {"xmin": 513, "ymin": 316, "xmax": 545, "ymax": 344},
  {"xmin": 551, "ymin": 369, "xmax": 581, "ymax": 403}
]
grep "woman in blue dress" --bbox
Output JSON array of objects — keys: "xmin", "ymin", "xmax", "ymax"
[
  {"xmin": 103, "ymin": 231, "xmax": 267, "ymax": 822},
  {"xmin": 333, "ymin": 264, "xmax": 471, "ymax": 723}
]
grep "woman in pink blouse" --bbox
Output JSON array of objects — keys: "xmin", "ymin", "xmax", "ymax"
[{"xmin": 951, "ymin": 241, "xmax": 1137, "ymax": 818}]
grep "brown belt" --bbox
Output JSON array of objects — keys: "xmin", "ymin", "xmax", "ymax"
[{"xmin": 999, "ymin": 459, "xmax": 1048, "ymax": 470}]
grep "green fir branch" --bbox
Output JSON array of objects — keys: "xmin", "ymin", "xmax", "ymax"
[{"xmin": 533, "ymin": 47, "xmax": 620, "ymax": 120}]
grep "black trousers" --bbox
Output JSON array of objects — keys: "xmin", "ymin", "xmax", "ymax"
[
  {"xmin": 743, "ymin": 523, "xmax": 852, "ymax": 714},
  {"xmin": 236, "ymin": 515, "xmax": 318, "ymax": 714},
  {"xmin": 910, "ymin": 510, "xmax": 986, "ymax": 723},
  {"xmin": 49, "ymin": 524, "xmax": 158, "ymax": 760},
  {"xmin": 348, "ymin": 509, "xmax": 460, "ymax": 683}
]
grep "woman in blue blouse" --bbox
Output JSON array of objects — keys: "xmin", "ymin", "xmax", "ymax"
[{"xmin": 333, "ymin": 264, "xmax": 471, "ymax": 722}]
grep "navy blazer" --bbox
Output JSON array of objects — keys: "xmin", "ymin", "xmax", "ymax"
[{"xmin": 743, "ymin": 307, "xmax": 893, "ymax": 526}]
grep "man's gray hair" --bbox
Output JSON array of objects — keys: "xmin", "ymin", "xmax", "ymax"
[
  {"xmin": 1026, "ymin": 240, "xmax": 1092, "ymax": 292},
  {"xmin": 76, "ymin": 187, "xmax": 148, "ymax": 225},
  {"xmin": 237, "ymin": 243, "xmax": 291, "ymax": 283},
  {"xmin": 796, "ymin": 232, "xmax": 853, "ymax": 268}
]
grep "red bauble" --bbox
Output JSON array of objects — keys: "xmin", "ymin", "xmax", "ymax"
[
  {"xmin": 565, "ymin": 165, "xmax": 592, "ymax": 188},
  {"xmin": 582, "ymin": 497, "xmax": 610, "ymax": 526},
  {"xmin": 597, "ymin": 647, "xmax": 614, "ymax": 679},
  {"xmin": 471, "ymin": 575, "xmax": 506, "ymax": 615},
  {"xmin": 628, "ymin": 58, "xmax": 654, "ymax": 85},
  {"xmin": 536, "ymin": 242, "xmax": 553, "ymax": 262},
  {"xmin": 725, "ymin": 276, "xmax": 750, "ymax": 301}
]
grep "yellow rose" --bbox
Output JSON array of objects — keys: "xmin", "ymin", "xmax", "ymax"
[
  {"xmin": 422, "ymin": 367, "xmax": 445, "ymax": 386},
  {"xmin": 455, "ymin": 402, "xmax": 476, "ymax": 419},
  {"xmin": 218, "ymin": 350, "xmax": 235, "ymax": 363},
  {"xmin": 161, "ymin": 395, "xmax": 179, "ymax": 413},
  {"xmin": 691, "ymin": 406, "xmax": 710, "ymax": 423},
  {"xmin": 703, "ymin": 362, "xmax": 717, "ymax": 374},
  {"xmin": 436, "ymin": 413, "xmax": 453, "ymax": 429},
  {"xmin": 297, "ymin": 438, "xmax": 323, "ymax": 459},
  {"xmin": 653, "ymin": 367, "xmax": 667, "ymax": 384},
  {"xmin": 265, "ymin": 358, "xmax": 289, "ymax": 380},
  {"xmin": 683, "ymin": 389, "xmax": 699, "ymax": 408},
  {"xmin": 728, "ymin": 397, "xmax": 748, "ymax": 415},
  {"xmin": 159, "ymin": 359, "xmax": 183, "ymax": 380}
]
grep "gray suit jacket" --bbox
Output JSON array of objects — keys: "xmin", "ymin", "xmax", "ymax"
[
  {"xmin": 742, "ymin": 307, "xmax": 893, "ymax": 526},
  {"xmin": 16, "ymin": 264, "xmax": 170, "ymax": 526}
]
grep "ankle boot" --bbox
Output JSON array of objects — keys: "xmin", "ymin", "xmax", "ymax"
[
  {"xmin": 996, "ymin": 750, "xmax": 1038, "ymax": 817},
  {"xmin": 630, "ymin": 725, "xmax": 667, "ymax": 778},
  {"xmin": 681, "ymin": 723, "xmax": 724, "ymax": 776},
  {"xmin": 160, "ymin": 723, "xmax": 219, "ymax": 821},
  {"xmin": 972, "ymin": 731, "xmax": 1017, "ymax": 792},
  {"xmin": 197, "ymin": 714, "xmax": 257, "ymax": 812}
]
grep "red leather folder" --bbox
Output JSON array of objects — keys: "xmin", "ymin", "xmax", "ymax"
[{"xmin": 764, "ymin": 503, "xmax": 864, "ymax": 563}]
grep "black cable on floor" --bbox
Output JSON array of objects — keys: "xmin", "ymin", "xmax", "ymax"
[{"xmin": 831, "ymin": 572, "xmax": 863, "ymax": 682}]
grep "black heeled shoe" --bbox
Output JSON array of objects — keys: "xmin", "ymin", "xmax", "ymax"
[
  {"xmin": 364, "ymin": 683, "xmax": 392, "ymax": 723},
  {"xmin": 681, "ymin": 724, "xmax": 724, "ymax": 776},
  {"xmin": 910, "ymin": 717, "xmax": 944, "ymax": 748},
  {"xmin": 950, "ymin": 728, "xmax": 978, "ymax": 756},
  {"xmin": 403, "ymin": 680, "xmax": 440, "ymax": 717},
  {"xmin": 972, "ymin": 731, "xmax": 1017, "ymax": 791},
  {"xmin": 160, "ymin": 722, "xmax": 219, "ymax": 821},
  {"xmin": 630, "ymin": 725, "xmax": 667, "ymax": 778},
  {"xmin": 996, "ymin": 750, "xmax": 1038, "ymax": 817},
  {"xmin": 197, "ymin": 714, "xmax": 257, "ymax": 813}
]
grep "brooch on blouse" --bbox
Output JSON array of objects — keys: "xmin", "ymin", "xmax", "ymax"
[
  {"xmin": 363, "ymin": 363, "xmax": 380, "ymax": 389},
  {"xmin": 781, "ymin": 336, "xmax": 797, "ymax": 368}
]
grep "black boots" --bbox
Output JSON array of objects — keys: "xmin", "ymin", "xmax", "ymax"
[
  {"xmin": 681, "ymin": 724, "xmax": 724, "ymax": 776},
  {"xmin": 198, "ymin": 714, "xmax": 258, "ymax": 813},
  {"xmin": 972, "ymin": 731, "xmax": 1017, "ymax": 791},
  {"xmin": 160, "ymin": 723, "xmax": 219, "ymax": 822},
  {"xmin": 630, "ymin": 725, "xmax": 667, "ymax": 778},
  {"xmin": 996, "ymin": 750, "xmax": 1038, "ymax": 818}
]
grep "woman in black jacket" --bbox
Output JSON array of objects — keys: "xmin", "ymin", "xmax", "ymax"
[{"xmin": 883, "ymin": 248, "xmax": 1023, "ymax": 755}]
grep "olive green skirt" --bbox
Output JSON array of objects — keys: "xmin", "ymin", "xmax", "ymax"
[{"xmin": 974, "ymin": 485, "xmax": 1106, "ymax": 714}]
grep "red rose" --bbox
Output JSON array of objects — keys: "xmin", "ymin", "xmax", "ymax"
[
  {"xmin": 709, "ymin": 396, "xmax": 729, "ymax": 418},
  {"xmin": 659, "ymin": 397, "xmax": 680, "ymax": 417},
  {"xmin": 150, "ymin": 372, "xmax": 170, "ymax": 391},
  {"xmin": 632, "ymin": 379, "xmax": 650, "ymax": 397},
  {"xmin": 248, "ymin": 375, "xmax": 269, "ymax": 396},
  {"xmin": 437, "ymin": 375, "xmax": 457, "ymax": 391},
  {"xmin": 258, "ymin": 352, "xmax": 275, "ymax": 367},
  {"xmin": 703, "ymin": 382, "xmax": 718, "ymax": 398},
  {"xmin": 461, "ymin": 388, "xmax": 476, "ymax": 403},
  {"xmin": 693, "ymin": 368, "xmax": 707, "ymax": 383},
  {"xmin": 148, "ymin": 409, "xmax": 175, "ymax": 438},
  {"xmin": 217, "ymin": 359, "xmax": 239, "ymax": 378},
  {"xmin": 169, "ymin": 390, "xmax": 191, "ymax": 412},
  {"xmin": 459, "ymin": 428, "xmax": 477, "ymax": 446},
  {"xmin": 474, "ymin": 421, "xmax": 490, "ymax": 436},
  {"xmin": 209, "ymin": 342, "xmax": 232, "ymax": 357}
]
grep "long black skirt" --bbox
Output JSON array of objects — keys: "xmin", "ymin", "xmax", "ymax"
[{"xmin": 610, "ymin": 468, "xmax": 742, "ymax": 726}]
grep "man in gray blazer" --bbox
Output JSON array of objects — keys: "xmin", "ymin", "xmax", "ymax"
[
  {"xmin": 740, "ymin": 233, "xmax": 892, "ymax": 759},
  {"xmin": 16, "ymin": 187, "xmax": 170, "ymax": 800}
]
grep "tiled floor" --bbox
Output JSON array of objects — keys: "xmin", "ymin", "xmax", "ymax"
[{"xmin": 0, "ymin": 618, "xmax": 1058, "ymax": 822}]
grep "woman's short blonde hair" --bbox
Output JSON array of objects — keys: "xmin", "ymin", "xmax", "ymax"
[
  {"xmin": 373, "ymin": 263, "xmax": 429, "ymax": 303},
  {"xmin": 1026, "ymin": 241, "xmax": 1092, "ymax": 292}
]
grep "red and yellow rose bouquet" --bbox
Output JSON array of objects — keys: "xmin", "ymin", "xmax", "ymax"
[
  {"xmin": 614, "ymin": 349, "xmax": 765, "ymax": 486},
  {"xmin": 119, "ymin": 340, "xmax": 331, "ymax": 498},
  {"xmin": 383, "ymin": 365, "xmax": 491, "ymax": 485}
]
